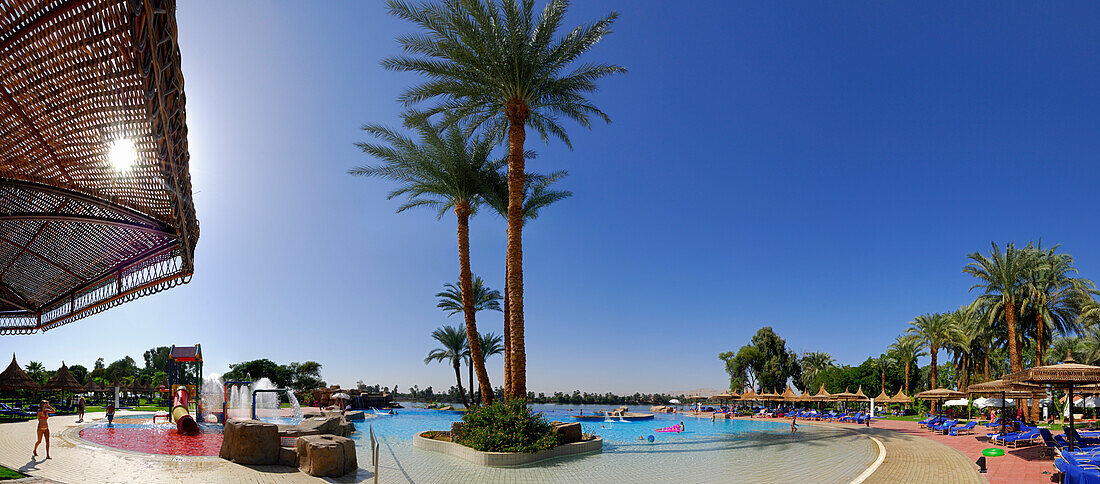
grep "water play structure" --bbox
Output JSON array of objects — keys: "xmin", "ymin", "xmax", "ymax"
[{"xmin": 167, "ymin": 345, "xmax": 203, "ymax": 435}]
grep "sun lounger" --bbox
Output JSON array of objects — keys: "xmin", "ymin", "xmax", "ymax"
[
  {"xmin": 949, "ymin": 421, "xmax": 976, "ymax": 436},
  {"xmin": 1003, "ymin": 429, "xmax": 1041, "ymax": 448}
]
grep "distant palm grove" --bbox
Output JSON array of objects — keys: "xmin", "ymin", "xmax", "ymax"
[{"xmin": 722, "ymin": 242, "xmax": 1100, "ymax": 410}]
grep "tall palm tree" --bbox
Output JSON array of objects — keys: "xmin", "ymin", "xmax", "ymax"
[
  {"xmin": 947, "ymin": 308, "xmax": 980, "ymax": 392},
  {"xmin": 908, "ymin": 314, "xmax": 958, "ymax": 390},
  {"xmin": 872, "ymin": 353, "xmax": 895, "ymax": 395},
  {"xmin": 888, "ymin": 334, "xmax": 926, "ymax": 395},
  {"xmin": 964, "ymin": 242, "xmax": 1031, "ymax": 373},
  {"xmin": 483, "ymin": 169, "xmax": 571, "ymax": 395},
  {"xmin": 437, "ymin": 276, "xmax": 503, "ymax": 315},
  {"xmin": 352, "ymin": 118, "xmax": 499, "ymax": 404},
  {"xmin": 383, "ymin": 0, "xmax": 625, "ymax": 398},
  {"xmin": 425, "ymin": 325, "xmax": 471, "ymax": 408},
  {"xmin": 798, "ymin": 352, "xmax": 835, "ymax": 391},
  {"xmin": 1022, "ymin": 244, "xmax": 1096, "ymax": 365}
]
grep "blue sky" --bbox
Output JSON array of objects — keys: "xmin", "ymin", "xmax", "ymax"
[{"xmin": 5, "ymin": 1, "xmax": 1100, "ymax": 395}]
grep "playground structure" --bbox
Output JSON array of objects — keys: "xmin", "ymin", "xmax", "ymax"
[
  {"xmin": 223, "ymin": 379, "xmax": 303, "ymax": 422},
  {"xmin": 167, "ymin": 345, "xmax": 203, "ymax": 435}
]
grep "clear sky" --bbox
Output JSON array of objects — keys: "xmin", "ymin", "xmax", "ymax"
[{"xmin": 5, "ymin": 1, "xmax": 1099, "ymax": 395}]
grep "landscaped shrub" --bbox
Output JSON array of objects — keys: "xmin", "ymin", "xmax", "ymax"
[{"xmin": 454, "ymin": 399, "xmax": 558, "ymax": 453}]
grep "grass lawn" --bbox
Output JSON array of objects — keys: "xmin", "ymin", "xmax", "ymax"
[
  {"xmin": 883, "ymin": 415, "xmax": 923, "ymax": 421},
  {"xmin": 0, "ymin": 465, "xmax": 24, "ymax": 480}
]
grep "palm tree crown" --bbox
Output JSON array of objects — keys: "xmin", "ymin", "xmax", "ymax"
[
  {"xmin": 908, "ymin": 313, "xmax": 959, "ymax": 391},
  {"xmin": 964, "ymin": 242, "xmax": 1031, "ymax": 373},
  {"xmin": 425, "ymin": 324, "xmax": 470, "ymax": 408},
  {"xmin": 437, "ymin": 276, "xmax": 503, "ymax": 315}
]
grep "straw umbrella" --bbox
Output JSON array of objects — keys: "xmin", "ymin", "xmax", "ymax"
[
  {"xmin": 44, "ymin": 363, "xmax": 85, "ymax": 408},
  {"xmin": 873, "ymin": 388, "xmax": 890, "ymax": 416},
  {"xmin": 709, "ymin": 392, "xmax": 737, "ymax": 412},
  {"xmin": 915, "ymin": 388, "xmax": 964, "ymax": 417},
  {"xmin": 966, "ymin": 379, "xmax": 1041, "ymax": 436},
  {"xmin": 0, "ymin": 354, "xmax": 39, "ymax": 394},
  {"xmin": 1004, "ymin": 352, "xmax": 1100, "ymax": 451}
]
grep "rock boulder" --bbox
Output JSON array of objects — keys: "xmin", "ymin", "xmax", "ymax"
[
  {"xmin": 219, "ymin": 420, "xmax": 280, "ymax": 465},
  {"xmin": 297, "ymin": 434, "xmax": 357, "ymax": 477},
  {"xmin": 552, "ymin": 422, "xmax": 583, "ymax": 444}
]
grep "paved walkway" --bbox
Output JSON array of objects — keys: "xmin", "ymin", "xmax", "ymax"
[{"xmin": 0, "ymin": 411, "xmax": 370, "ymax": 483}]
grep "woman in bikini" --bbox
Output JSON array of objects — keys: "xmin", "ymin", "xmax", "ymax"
[{"xmin": 34, "ymin": 400, "xmax": 54, "ymax": 459}]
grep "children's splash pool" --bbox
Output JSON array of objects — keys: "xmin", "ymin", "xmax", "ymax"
[{"xmin": 78, "ymin": 415, "xmax": 223, "ymax": 456}]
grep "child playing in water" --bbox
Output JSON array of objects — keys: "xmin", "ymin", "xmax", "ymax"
[
  {"xmin": 106, "ymin": 402, "xmax": 115, "ymax": 425},
  {"xmin": 791, "ymin": 415, "xmax": 799, "ymax": 433}
]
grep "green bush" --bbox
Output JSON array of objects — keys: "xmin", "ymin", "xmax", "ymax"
[{"xmin": 454, "ymin": 399, "xmax": 559, "ymax": 453}]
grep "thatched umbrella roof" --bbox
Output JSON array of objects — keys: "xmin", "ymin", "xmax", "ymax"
[
  {"xmin": 0, "ymin": 354, "xmax": 39, "ymax": 390},
  {"xmin": 966, "ymin": 379, "xmax": 1041, "ymax": 397},
  {"xmin": 886, "ymin": 389, "xmax": 911, "ymax": 404},
  {"xmin": 738, "ymin": 388, "xmax": 759, "ymax": 401},
  {"xmin": 1004, "ymin": 353, "xmax": 1100, "ymax": 386},
  {"xmin": 84, "ymin": 379, "xmax": 103, "ymax": 392},
  {"xmin": 873, "ymin": 388, "xmax": 890, "ymax": 402},
  {"xmin": 915, "ymin": 388, "xmax": 965, "ymax": 401},
  {"xmin": 811, "ymin": 384, "xmax": 832, "ymax": 401},
  {"xmin": 852, "ymin": 385, "xmax": 870, "ymax": 402},
  {"xmin": 832, "ymin": 387, "xmax": 859, "ymax": 401},
  {"xmin": 44, "ymin": 362, "xmax": 84, "ymax": 391},
  {"xmin": 709, "ymin": 392, "xmax": 738, "ymax": 401},
  {"xmin": 757, "ymin": 390, "xmax": 781, "ymax": 401},
  {"xmin": 779, "ymin": 385, "xmax": 800, "ymax": 402}
]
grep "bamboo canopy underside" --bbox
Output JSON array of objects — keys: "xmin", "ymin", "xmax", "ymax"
[{"xmin": 0, "ymin": 0, "xmax": 199, "ymax": 334}]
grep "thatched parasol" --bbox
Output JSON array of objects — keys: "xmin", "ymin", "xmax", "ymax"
[
  {"xmin": 873, "ymin": 388, "xmax": 890, "ymax": 403},
  {"xmin": 1004, "ymin": 352, "xmax": 1100, "ymax": 451},
  {"xmin": 886, "ymin": 389, "xmax": 911, "ymax": 404},
  {"xmin": 779, "ymin": 385, "xmax": 800, "ymax": 402},
  {"xmin": 0, "ymin": 354, "xmax": 39, "ymax": 390},
  {"xmin": 84, "ymin": 379, "xmax": 103, "ymax": 393},
  {"xmin": 966, "ymin": 379, "xmax": 1043, "ymax": 436},
  {"xmin": 757, "ymin": 390, "xmax": 781, "ymax": 404},
  {"xmin": 915, "ymin": 388, "xmax": 965, "ymax": 416},
  {"xmin": 739, "ymin": 388, "xmax": 759, "ymax": 401},
  {"xmin": 44, "ymin": 362, "xmax": 84, "ymax": 391},
  {"xmin": 831, "ymin": 387, "xmax": 858, "ymax": 401},
  {"xmin": 852, "ymin": 385, "xmax": 870, "ymax": 402},
  {"xmin": 811, "ymin": 384, "xmax": 832, "ymax": 401}
]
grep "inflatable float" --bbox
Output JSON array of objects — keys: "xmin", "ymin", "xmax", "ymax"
[{"xmin": 655, "ymin": 424, "xmax": 683, "ymax": 433}]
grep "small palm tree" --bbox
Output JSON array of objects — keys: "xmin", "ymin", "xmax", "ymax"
[
  {"xmin": 425, "ymin": 325, "xmax": 470, "ymax": 408},
  {"xmin": 353, "ymin": 118, "xmax": 498, "ymax": 404},
  {"xmin": 467, "ymin": 332, "xmax": 505, "ymax": 402},
  {"xmin": 437, "ymin": 276, "xmax": 503, "ymax": 315},
  {"xmin": 908, "ymin": 313, "xmax": 959, "ymax": 391},
  {"xmin": 872, "ymin": 353, "xmax": 895, "ymax": 395},
  {"xmin": 384, "ymin": 0, "xmax": 625, "ymax": 398},
  {"xmin": 948, "ymin": 307, "xmax": 980, "ymax": 392},
  {"xmin": 798, "ymin": 352, "xmax": 835, "ymax": 391},
  {"xmin": 25, "ymin": 361, "xmax": 45, "ymax": 385},
  {"xmin": 964, "ymin": 242, "xmax": 1032, "ymax": 373},
  {"xmin": 889, "ymin": 334, "xmax": 927, "ymax": 395}
]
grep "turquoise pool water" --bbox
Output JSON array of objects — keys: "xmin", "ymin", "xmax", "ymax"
[{"xmin": 351, "ymin": 403, "xmax": 878, "ymax": 483}]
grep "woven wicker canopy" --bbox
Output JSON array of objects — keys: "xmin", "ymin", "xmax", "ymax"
[
  {"xmin": 0, "ymin": 0, "xmax": 198, "ymax": 334},
  {"xmin": 915, "ymin": 388, "xmax": 965, "ymax": 401},
  {"xmin": 0, "ymin": 353, "xmax": 38, "ymax": 389},
  {"xmin": 43, "ymin": 362, "xmax": 82, "ymax": 391}
]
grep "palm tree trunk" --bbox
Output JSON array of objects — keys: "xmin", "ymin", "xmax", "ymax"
[
  {"xmin": 984, "ymin": 349, "xmax": 991, "ymax": 380},
  {"xmin": 503, "ymin": 262, "xmax": 511, "ymax": 397},
  {"xmin": 1036, "ymin": 312, "xmax": 1045, "ymax": 366},
  {"xmin": 904, "ymin": 361, "xmax": 910, "ymax": 395},
  {"xmin": 469, "ymin": 358, "xmax": 475, "ymax": 404},
  {"xmin": 454, "ymin": 361, "xmax": 469, "ymax": 409},
  {"xmin": 1005, "ymin": 298, "xmax": 1022, "ymax": 373},
  {"xmin": 930, "ymin": 348, "xmax": 938, "ymax": 413},
  {"xmin": 456, "ymin": 203, "xmax": 493, "ymax": 405},
  {"xmin": 505, "ymin": 99, "xmax": 529, "ymax": 399},
  {"xmin": 959, "ymin": 354, "xmax": 969, "ymax": 392}
]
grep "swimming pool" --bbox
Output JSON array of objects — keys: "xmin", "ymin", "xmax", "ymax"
[
  {"xmin": 78, "ymin": 414, "xmax": 223, "ymax": 456},
  {"xmin": 354, "ymin": 403, "xmax": 878, "ymax": 483}
]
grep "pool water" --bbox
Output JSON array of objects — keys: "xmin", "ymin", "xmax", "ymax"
[
  {"xmin": 352, "ymin": 403, "xmax": 878, "ymax": 483},
  {"xmin": 79, "ymin": 415, "xmax": 223, "ymax": 456}
]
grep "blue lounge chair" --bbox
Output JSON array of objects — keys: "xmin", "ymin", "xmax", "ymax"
[
  {"xmin": 949, "ymin": 421, "xmax": 976, "ymax": 436},
  {"xmin": 1003, "ymin": 429, "xmax": 1041, "ymax": 448},
  {"xmin": 933, "ymin": 419, "xmax": 958, "ymax": 434}
]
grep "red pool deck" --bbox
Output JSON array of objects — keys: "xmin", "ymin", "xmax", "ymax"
[{"xmin": 874, "ymin": 419, "xmax": 1054, "ymax": 483}]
